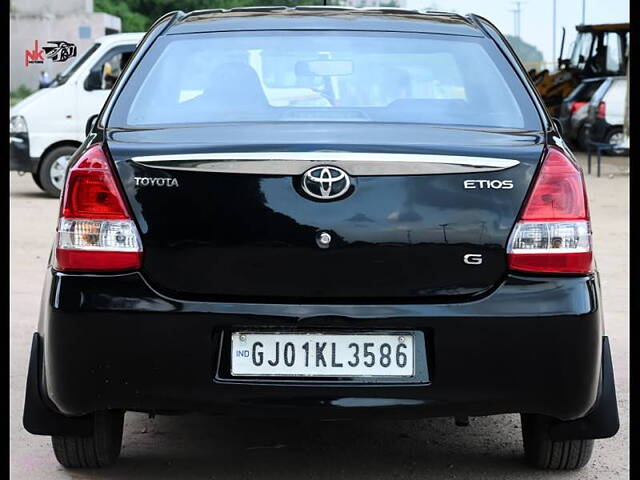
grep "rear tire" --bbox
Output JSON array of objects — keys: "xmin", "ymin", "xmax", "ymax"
[
  {"xmin": 521, "ymin": 413, "xmax": 594, "ymax": 470},
  {"xmin": 51, "ymin": 410, "xmax": 124, "ymax": 468},
  {"xmin": 31, "ymin": 172, "xmax": 45, "ymax": 191}
]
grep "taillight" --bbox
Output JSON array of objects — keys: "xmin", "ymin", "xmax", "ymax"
[
  {"xmin": 569, "ymin": 101, "xmax": 587, "ymax": 115},
  {"xmin": 507, "ymin": 148, "xmax": 592, "ymax": 274},
  {"xmin": 54, "ymin": 145, "xmax": 142, "ymax": 272},
  {"xmin": 597, "ymin": 101, "xmax": 606, "ymax": 119}
]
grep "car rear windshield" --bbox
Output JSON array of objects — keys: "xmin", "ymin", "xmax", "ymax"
[
  {"xmin": 110, "ymin": 31, "xmax": 539, "ymax": 129},
  {"xmin": 575, "ymin": 80, "xmax": 605, "ymax": 102}
]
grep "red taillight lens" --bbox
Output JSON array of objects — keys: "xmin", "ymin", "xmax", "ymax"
[
  {"xmin": 55, "ymin": 145, "xmax": 142, "ymax": 272},
  {"xmin": 507, "ymin": 148, "xmax": 592, "ymax": 274},
  {"xmin": 519, "ymin": 149, "xmax": 588, "ymax": 222},
  {"xmin": 597, "ymin": 101, "xmax": 606, "ymax": 119},
  {"xmin": 61, "ymin": 146, "xmax": 130, "ymax": 219},
  {"xmin": 569, "ymin": 101, "xmax": 587, "ymax": 115}
]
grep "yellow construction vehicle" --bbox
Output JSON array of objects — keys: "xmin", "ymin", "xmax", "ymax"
[{"xmin": 531, "ymin": 23, "xmax": 629, "ymax": 117}]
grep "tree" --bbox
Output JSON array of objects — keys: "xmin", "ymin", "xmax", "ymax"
[
  {"xmin": 95, "ymin": 0, "xmax": 150, "ymax": 32},
  {"xmin": 96, "ymin": 0, "xmax": 321, "ymax": 32},
  {"xmin": 505, "ymin": 35, "xmax": 544, "ymax": 71}
]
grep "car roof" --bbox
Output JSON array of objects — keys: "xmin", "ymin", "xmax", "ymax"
[
  {"xmin": 166, "ymin": 6, "xmax": 483, "ymax": 37},
  {"xmin": 94, "ymin": 32, "xmax": 145, "ymax": 45}
]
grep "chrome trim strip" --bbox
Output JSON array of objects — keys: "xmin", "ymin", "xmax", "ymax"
[{"xmin": 130, "ymin": 152, "xmax": 520, "ymax": 175}]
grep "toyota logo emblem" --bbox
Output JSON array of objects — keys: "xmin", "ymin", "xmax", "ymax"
[{"xmin": 301, "ymin": 166, "xmax": 351, "ymax": 200}]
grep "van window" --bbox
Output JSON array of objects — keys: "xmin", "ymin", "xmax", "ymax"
[
  {"xmin": 91, "ymin": 47, "xmax": 135, "ymax": 90},
  {"xmin": 112, "ymin": 31, "xmax": 539, "ymax": 130}
]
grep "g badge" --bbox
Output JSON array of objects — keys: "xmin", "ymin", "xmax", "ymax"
[{"xmin": 463, "ymin": 254, "xmax": 483, "ymax": 265}]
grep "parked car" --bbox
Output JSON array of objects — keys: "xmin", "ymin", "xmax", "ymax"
[
  {"xmin": 558, "ymin": 77, "xmax": 606, "ymax": 150},
  {"xmin": 583, "ymin": 76, "xmax": 627, "ymax": 151},
  {"xmin": 23, "ymin": 7, "xmax": 618, "ymax": 471},
  {"xmin": 9, "ymin": 33, "xmax": 143, "ymax": 197}
]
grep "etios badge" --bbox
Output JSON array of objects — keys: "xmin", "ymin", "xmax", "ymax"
[{"xmin": 301, "ymin": 166, "xmax": 350, "ymax": 200}]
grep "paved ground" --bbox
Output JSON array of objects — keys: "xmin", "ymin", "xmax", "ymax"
[{"xmin": 9, "ymin": 153, "xmax": 629, "ymax": 479}]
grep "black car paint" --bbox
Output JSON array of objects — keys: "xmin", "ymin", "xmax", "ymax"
[
  {"xmin": 38, "ymin": 270, "xmax": 602, "ymax": 421},
  {"xmin": 107, "ymin": 124, "xmax": 543, "ymax": 301},
  {"xmin": 104, "ymin": 16, "xmax": 544, "ymax": 301},
  {"xmin": 24, "ymin": 8, "xmax": 618, "ymax": 441}
]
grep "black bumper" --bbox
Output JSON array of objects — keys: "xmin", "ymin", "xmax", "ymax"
[
  {"xmin": 25, "ymin": 270, "xmax": 618, "ymax": 436},
  {"xmin": 9, "ymin": 133, "xmax": 36, "ymax": 172}
]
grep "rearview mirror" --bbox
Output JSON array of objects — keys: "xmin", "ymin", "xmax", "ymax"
[{"xmin": 295, "ymin": 60, "xmax": 353, "ymax": 77}]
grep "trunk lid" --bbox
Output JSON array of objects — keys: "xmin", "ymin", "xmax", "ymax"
[{"xmin": 108, "ymin": 123, "xmax": 544, "ymax": 302}]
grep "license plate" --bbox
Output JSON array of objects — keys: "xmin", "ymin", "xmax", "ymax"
[{"xmin": 230, "ymin": 332, "xmax": 415, "ymax": 377}]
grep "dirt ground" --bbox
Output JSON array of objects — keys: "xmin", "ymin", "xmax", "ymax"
[{"xmin": 9, "ymin": 152, "xmax": 629, "ymax": 479}]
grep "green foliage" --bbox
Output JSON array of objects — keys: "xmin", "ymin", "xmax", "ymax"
[
  {"xmin": 96, "ymin": 0, "xmax": 323, "ymax": 33},
  {"xmin": 95, "ymin": 0, "xmax": 151, "ymax": 32},
  {"xmin": 505, "ymin": 35, "xmax": 544, "ymax": 68},
  {"xmin": 11, "ymin": 85, "xmax": 33, "ymax": 99},
  {"xmin": 10, "ymin": 85, "xmax": 33, "ymax": 107}
]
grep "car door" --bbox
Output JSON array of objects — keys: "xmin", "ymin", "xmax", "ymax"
[{"xmin": 76, "ymin": 43, "xmax": 137, "ymax": 138}]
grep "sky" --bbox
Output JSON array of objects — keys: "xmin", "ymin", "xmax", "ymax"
[{"xmin": 403, "ymin": 0, "xmax": 629, "ymax": 65}]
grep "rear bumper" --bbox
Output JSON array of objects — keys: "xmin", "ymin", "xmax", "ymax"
[{"xmin": 31, "ymin": 270, "xmax": 611, "ymax": 425}]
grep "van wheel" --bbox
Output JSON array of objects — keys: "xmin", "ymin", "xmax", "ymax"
[
  {"xmin": 38, "ymin": 145, "xmax": 77, "ymax": 197},
  {"xmin": 52, "ymin": 410, "xmax": 124, "ymax": 468},
  {"xmin": 521, "ymin": 413, "xmax": 594, "ymax": 470},
  {"xmin": 31, "ymin": 172, "xmax": 44, "ymax": 191}
]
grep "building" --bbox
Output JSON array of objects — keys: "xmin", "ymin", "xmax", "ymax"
[{"xmin": 10, "ymin": 0, "xmax": 121, "ymax": 91}]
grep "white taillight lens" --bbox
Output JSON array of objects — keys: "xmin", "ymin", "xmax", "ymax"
[
  {"xmin": 508, "ymin": 221, "xmax": 590, "ymax": 253},
  {"xmin": 57, "ymin": 219, "xmax": 141, "ymax": 251}
]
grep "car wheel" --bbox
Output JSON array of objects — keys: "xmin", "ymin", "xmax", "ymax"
[
  {"xmin": 51, "ymin": 410, "xmax": 124, "ymax": 468},
  {"xmin": 37, "ymin": 145, "xmax": 77, "ymax": 197},
  {"xmin": 521, "ymin": 413, "xmax": 594, "ymax": 470},
  {"xmin": 604, "ymin": 127, "xmax": 625, "ymax": 156}
]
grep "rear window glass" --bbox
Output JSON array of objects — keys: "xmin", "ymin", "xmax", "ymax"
[
  {"xmin": 111, "ymin": 31, "xmax": 538, "ymax": 129},
  {"xmin": 574, "ymin": 80, "xmax": 605, "ymax": 101}
]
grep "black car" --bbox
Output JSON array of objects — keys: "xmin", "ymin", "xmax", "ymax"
[{"xmin": 23, "ymin": 7, "xmax": 618, "ymax": 471}]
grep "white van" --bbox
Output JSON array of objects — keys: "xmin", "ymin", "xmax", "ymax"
[{"xmin": 10, "ymin": 33, "xmax": 143, "ymax": 196}]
